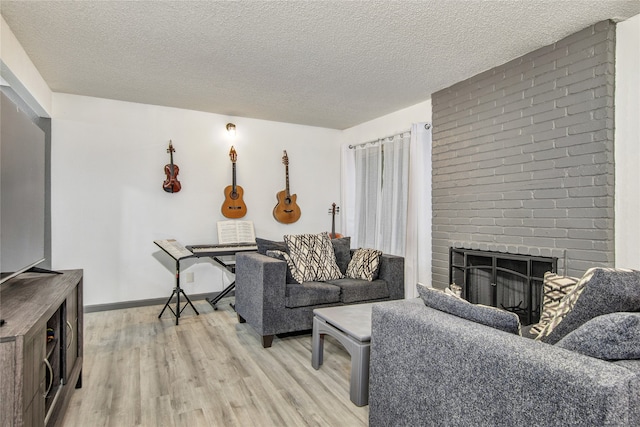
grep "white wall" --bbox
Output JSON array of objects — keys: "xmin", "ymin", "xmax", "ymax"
[
  {"xmin": 615, "ymin": 13, "xmax": 640, "ymax": 270},
  {"xmin": 51, "ymin": 94, "xmax": 341, "ymax": 305}
]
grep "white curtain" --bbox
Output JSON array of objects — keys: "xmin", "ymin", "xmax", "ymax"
[
  {"xmin": 405, "ymin": 123, "xmax": 432, "ymax": 297},
  {"xmin": 344, "ymin": 123, "xmax": 432, "ymax": 298},
  {"xmin": 353, "ymin": 144, "xmax": 381, "ymax": 248},
  {"xmin": 352, "ymin": 132, "xmax": 410, "ymax": 255}
]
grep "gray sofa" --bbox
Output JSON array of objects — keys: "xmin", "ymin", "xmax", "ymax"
[
  {"xmin": 369, "ymin": 269, "xmax": 640, "ymax": 426},
  {"xmin": 235, "ymin": 246, "xmax": 404, "ymax": 348}
]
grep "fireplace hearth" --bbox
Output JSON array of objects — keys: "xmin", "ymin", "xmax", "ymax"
[{"xmin": 449, "ymin": 248, "xmax": 558, "ymax": 325}]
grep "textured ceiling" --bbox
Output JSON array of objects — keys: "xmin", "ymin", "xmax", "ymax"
[{"xmin": 1, "ymin": 1, "xmax": 639, "ymax": 129}]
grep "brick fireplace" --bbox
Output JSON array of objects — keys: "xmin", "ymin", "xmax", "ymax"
[{"xmin": 431, "ymin": 20, "xmax": 615, "ymax": 288}]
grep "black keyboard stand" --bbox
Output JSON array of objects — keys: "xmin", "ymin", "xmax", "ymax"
[
  {"xmin": 205, "ymin": 257, "xmax": 237, "ymax": 310},
  {"xmin": 152, "ymin": 242, "xmax": 258, "ymax": 313},
  {"xmin": 186, "ymin": 245, "xmax": 258, "ymax": 311}
]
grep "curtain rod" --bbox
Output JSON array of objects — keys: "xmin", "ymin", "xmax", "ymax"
[
  {"xmin": 348, "ymin": 123, "xmax": 431, "ymax": 149},
  {"xmin": 348, "ymin": 129, "xmax": 410, "ymax": 149}
]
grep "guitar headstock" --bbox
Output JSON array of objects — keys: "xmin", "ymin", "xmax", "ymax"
[
  {"xmin": 282, "ymin": 150, "xmax": 289, "ymax": 166},
  {"xmin": 229, "ymin": 146, "xmax": 237, "ymax": 163},
  {"xmin": 167, "ymin": 140, "xmax": 175, "ymax": 153}
]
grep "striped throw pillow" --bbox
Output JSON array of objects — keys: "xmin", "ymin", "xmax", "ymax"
[
  {"xmin": 535, "ymin": 268, "xmax": 597, "ymax": 340},
  {"xmin": 283, "ymin": 233, "xmax": 342, "ymax": 283},
  {"xmin": 529, "ymin": 272, "xmax": 580, "ymax": 336},
  {"xmin": 346, "ymin": 248, "xmax": 383, "ymax": 281}
]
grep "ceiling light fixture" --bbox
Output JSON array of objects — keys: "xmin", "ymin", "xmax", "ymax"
[{"xmin": 226, "ymin": 123, "xmax": 236, "ymax": 137}]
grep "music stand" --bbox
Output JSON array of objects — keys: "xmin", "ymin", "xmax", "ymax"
[{"xmin": 154, "ymin": 239, "xmax": 199, "ymax": 325}]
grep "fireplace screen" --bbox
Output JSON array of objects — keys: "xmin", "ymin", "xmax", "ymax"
[{"xmin": 450, "ymin": 248, "xmax": 557, "ymax": 325}]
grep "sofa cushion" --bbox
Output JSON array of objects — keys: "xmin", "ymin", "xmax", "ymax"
[
  {"xmin": 285, "ymin": 281, "xmax": 341, "ymax": 308},
  {"xmin": 327, "ymin": 278, "xmax": 390, "ymax": 304},
  {"xmin": 284, "ymin": 233, "xmax": 343, "ymax": 283},
  {"xmin": 537, "ymin": 268, "xmax": 640, "ymax": 344},
  {"xmin": 530, "ymin": 272, "xmax": 581, "ymax": 336},
  {"xmin": 331, "ymin": 237, "xmax": 351, "ymax": 275},
  {"xmin": 346, "ymin": 248, "xmax": 382, "ymax": 281},
  {"xmin": 555, "ymin": 312, "xmax": 640, "ymax": 361},
  {"xmin": 417, "ymin": 284, "xmax": 521, "ymax": 335}
]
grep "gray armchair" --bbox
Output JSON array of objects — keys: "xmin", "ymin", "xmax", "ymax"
[{"xmin": 369, "ymin": 267, "xmax": 640, "ymax": 426}]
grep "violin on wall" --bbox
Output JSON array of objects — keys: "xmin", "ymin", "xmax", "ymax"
[
  {"xmin": 328, "ymin": 203, "xmax": 343, "ymax": 239},
  {"xmin": 163, "ymin": 140, "xmax": 181, "ymax": 193}
]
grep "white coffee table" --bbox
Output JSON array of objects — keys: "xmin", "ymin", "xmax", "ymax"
[{"xmin": 311, "ymin": 303, "xmax": 376, "ymax": 406}]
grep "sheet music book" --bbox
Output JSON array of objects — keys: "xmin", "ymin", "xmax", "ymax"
[
  {"xmin": 154, "ymin": 239, "xmax": 193, "ymax": 260},
  {"xmin": 217, "ymin": 220, "xmax": 256, "ymax": 244}
]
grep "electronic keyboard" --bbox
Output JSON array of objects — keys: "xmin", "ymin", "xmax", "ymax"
[{"xmin": 187, "ymin": 242, "xmax": 258, "ymax": 257}]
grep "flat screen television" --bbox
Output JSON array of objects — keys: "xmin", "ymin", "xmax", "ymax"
[{"xmin": 0, "ymin": 90, "xmax": 46, "ymax": 284}]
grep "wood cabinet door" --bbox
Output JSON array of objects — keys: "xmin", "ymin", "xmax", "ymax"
[
  {"xmin": 22, "ymin": 329, "xmax": 46, "ymax": 427},
  {"xmin": 0, "ymin": 341, "xmax": 16, "ymax": 426}
]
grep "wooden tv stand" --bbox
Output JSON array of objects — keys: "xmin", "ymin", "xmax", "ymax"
[{"xmin": 0, "ymin": 269, "xmax": 83, "ymax": 427}]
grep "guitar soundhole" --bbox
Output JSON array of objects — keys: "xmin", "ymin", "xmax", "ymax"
[
  {"xmin": 284, "ymin": 197, "xmax": 292, "ymax": 204},
  {"xmin": 230, "ymin": 191, "xmax": 238, "ymax": 200}
]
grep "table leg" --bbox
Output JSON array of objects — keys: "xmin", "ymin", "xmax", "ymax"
[
  {"xmin": 312, "ymin": 316, "xmax": 324, "ymax": 369},
  {"xmin": 350, "ymin": 342, "xmax": 370, "ymax": 406},
  {"xmin": 311, "ymin": 315, "xmax": 371, "ymax": 406}
]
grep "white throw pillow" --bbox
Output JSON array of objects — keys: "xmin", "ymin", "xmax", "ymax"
[
  {"xmin": 529, "ymin": 272, "xmax": 580, "ymax": 336},
  {"xmin": 284, "ymin": 233, "xmax": 342, "ymax": 283},
  {"xmin": 346, "ymin": 248, "xmax": 383, "ymax": 281}
]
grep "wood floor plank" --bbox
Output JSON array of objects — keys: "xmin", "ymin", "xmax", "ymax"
[{"xmin": 60, "ymin": 298, "xmax": 368, "ymax": 427}]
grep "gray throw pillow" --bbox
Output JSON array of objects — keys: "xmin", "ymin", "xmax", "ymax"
[
  {"xmin": 417, "ymin": 284, "xmax": 521, "ymax": 335},
  {"xmin": 539, "ymin": 268, "xmax": 640, "ymax": 345},
  {"xmin": 331, "ymin": 237, "xmax": 351, "ymax": 275},
  {"xmin": 555, "ymin": 312, "xmax": 640, "ymax": 361},
  {"xmin": 256, "ymin": 237, "xmax": 287, "ymax": 255}
]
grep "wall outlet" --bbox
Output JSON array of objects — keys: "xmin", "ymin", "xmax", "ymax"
[{"xmin": 186, "ymin": 272, "xmax": 194, "ymax": 283}]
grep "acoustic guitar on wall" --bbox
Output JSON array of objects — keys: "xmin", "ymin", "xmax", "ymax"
[
  {"xmin": 221, "ymin": 146, "xmax": 247, "ymax": 218},
  {"xmin": 328, "ymin": 203, "xmax": 343, "ymax": 239},
  {"xmin": 273, "ymin": 150, "xmax": 301, "ymax": 224}
]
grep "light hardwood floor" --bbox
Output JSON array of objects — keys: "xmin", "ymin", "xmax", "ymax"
[{"xmin": 61, "ymin": 298, "xmax": 368, "ymax": 427}]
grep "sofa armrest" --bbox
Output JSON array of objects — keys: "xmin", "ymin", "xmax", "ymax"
[
  {"xmin": 369, "ymin": 299, "xmax": 640, "ymax": 427},
  {"xmin": 235, "ymin": 252, "xmax": 287, "ymax": 335},
  {"xmin": 377, "ymin": 254, "xmax": 404, "ymax": 300}
]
